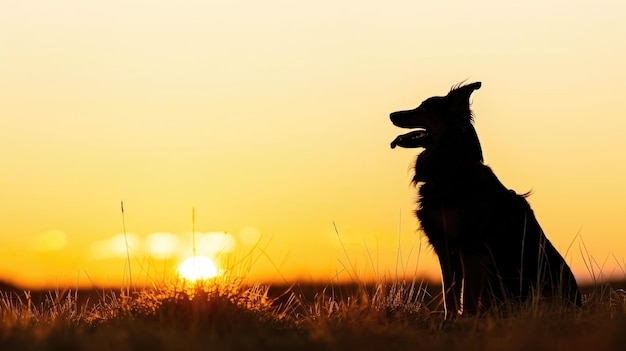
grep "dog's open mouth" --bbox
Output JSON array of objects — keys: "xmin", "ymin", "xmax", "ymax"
[{"xmin": 390, "ymin": 129, "xmax": 429, "ymax": 149}]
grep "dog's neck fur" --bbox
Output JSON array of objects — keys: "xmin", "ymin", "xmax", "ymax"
[{"xmin": 414, "ymin": 123, "xmax": 484, "ymax": 184}]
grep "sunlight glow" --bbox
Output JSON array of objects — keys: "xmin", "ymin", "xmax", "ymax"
[
  {"xmin": 144, "ymin": 232, "xmax": 179, "ymax": 259},
  {"xmin": 33, "ymin": 230, "xmax": 67, "ymax": 252},
  {"xmin": 194, "ymin": 232, "xmax": 236, "ymax": 256},
  {"xmin": 177, "ymin": 256, "xmax": 219, "ymax": 281},
  {"xmin": 90, "ymin": 233, "xmax": 140, "ymax": 260},
  {"xmin": 2, "ymin": 0, "xmax": 626, "ymax": 288},
  {"xmin": 238, "ymin": 227, "xmax": 261, "ymax": 246}
]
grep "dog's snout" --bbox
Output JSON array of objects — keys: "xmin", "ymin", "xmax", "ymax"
[
  {"xmin": 390, "ymin": 111, "xmax": 400, "ymax": 124},
  {"xmin": 390, "ymin": 110, "xmax": 417, "ymax": 128}
]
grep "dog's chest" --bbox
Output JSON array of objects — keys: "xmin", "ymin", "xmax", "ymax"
[
  {"xmin": 416, "ymin": 185, "xmax": 490, "ymax": 247},
  {"xmin": 417, "ymin": 203, "xmax": 464, "ymax": 243}
]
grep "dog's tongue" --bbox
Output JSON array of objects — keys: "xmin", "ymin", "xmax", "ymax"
[{"xmin": 390, "ymin": 129, "xmax": 428, "ymax": 149}]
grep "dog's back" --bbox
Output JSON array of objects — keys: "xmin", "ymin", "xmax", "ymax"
[{"xmin": 390, "ymin": 82, "xmax": 581, "ymax": 318}]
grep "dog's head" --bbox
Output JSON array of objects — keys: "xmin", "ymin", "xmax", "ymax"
[{"xmin": 390, "ymin": 82, "xmax": 482, "ymax": 150}]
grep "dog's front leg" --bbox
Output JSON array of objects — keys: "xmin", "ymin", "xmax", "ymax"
[
  {"xmin": 438, "ymin": 249, "xmax": 463, "ymax": 320},
  {"xmin": 459, "ymin": 252, "xmax": 490, "ymax": 315}
]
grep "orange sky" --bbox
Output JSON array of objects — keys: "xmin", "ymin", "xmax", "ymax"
[{"xmin": 1, "ymin": 1, "xmax": 626, "ymax": 289}]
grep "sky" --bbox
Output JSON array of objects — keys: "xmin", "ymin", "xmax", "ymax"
[{"xmin": 1, "ymin": 0, "xmax": 626, "ymax": 289}]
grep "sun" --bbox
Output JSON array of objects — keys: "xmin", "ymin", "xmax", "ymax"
[{"xmin": 177, "ymin": 256, "xmax": 219, "ymax": 281}]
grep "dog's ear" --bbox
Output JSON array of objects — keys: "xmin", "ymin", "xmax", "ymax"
[{"xmin": 447, "ymin": 82, "xmax": 481, "ymax": 113}]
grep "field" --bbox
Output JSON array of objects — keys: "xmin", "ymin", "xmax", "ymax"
[{"xmin": 2, "ymin": 276, "xmax": 626, "ymax": 351}]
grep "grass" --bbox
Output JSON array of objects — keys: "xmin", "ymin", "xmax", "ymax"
[
  {"xmin": 2, "ymin": 212, "xmax": 625, "ymax": 350},
  {"xmin": 1, "ymin": 275, "xmax": 626, "ymax": 351}
]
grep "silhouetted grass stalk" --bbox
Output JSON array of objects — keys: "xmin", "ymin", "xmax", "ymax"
[{"xmin": 120, "ymin": 200, "xmax": 133, "ymax": 294}]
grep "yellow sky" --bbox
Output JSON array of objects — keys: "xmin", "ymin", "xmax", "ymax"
[{"xmin": 1, "ymin": 0, "xmax": 626, "ymax": 288}]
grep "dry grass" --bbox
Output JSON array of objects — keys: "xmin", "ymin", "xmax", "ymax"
[
  {"xmin": 1, "ymin": 277, "xmax": 626, "ymax": 351},
  {"xmin": 2, "ymin": 213, "xmax": 624, "ymax": 350}
]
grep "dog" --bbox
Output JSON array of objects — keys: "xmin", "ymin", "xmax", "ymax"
[{"xmin": 390, "ymin": 82, "xmax": 581, "ymax": 319}]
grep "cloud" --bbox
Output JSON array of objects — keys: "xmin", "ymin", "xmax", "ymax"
[
  {"xmin": 89, "ymin": 231, "xmax": 238, "ymax": 261},
  {"xmin": 90, "ymin": 233, "xmax": 140, "ymax": 260},
  {"xmin": 191, "ymin": 232, "xmax": 237, "ymax": 256},
  {"xmin": 144, "ymin": 232, "xmax": 179, "ymax": 259}
]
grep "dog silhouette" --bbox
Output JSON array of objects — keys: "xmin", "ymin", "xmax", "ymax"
[{"xmin": 390, "ymin": 82, "xmax": 581, "ymax": 319}]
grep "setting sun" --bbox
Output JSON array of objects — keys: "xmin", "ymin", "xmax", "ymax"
[{"xmin": 178, "ymin": 256, "xmax": 219, "ymax": 281}]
